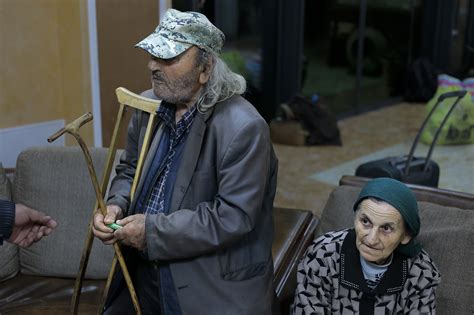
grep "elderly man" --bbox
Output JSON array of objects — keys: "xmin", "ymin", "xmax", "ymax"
[
  {"xmin": 92, "ymin": 9, "xmax": 278, "ymax": 315},
  {"xmin": 292, "ymin": 178, "xmax": 441, "ymax": 314},
  {"xmin": 0, "ymin": 200, "xmax": 57, "ymax": 247}
]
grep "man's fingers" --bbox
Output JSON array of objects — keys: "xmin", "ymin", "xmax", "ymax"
[
  {"xmin": 31, "ymin": 224, "xmax": 40, "ymax": 233},
  {"xmin": 42, "ymin": 227, "xmax": 53, "ymax": 236},
  {"xmin": 93, "ymin": 213, "xmax": 112, "ymax": 232},
  {"xmin": 38, "ymin": 225, "xmax": 53, "ymax": 237},
  {"xmin": 46, "ymin": 218, "xmax": 58, "ymax": 229},
  {"xmin": 92, "ymin": 213, "xmax": 116, "ymax": 245},
  {"xmin": 116, "ymin": 214, "xmax": 141, "ymax": 226},
  {"xmin": 104, "ymin": 205, "xmax": 123, "ymax": 224},
  {"xmin": 34, "ymin": 231, "xmax": 44, "ymax": 242},
  {"xmin": 104, "ymin": 213, "xmax": 117, "ymax": 225},
  {"xmin": 114, "ymin": 214, "xmax": 146, "ymax": 250},
  {"xmin": 19, "ymin": 239, "xmax": 32, "ymax": 248},
  {"xmin": 92, "ymin": 227, "xmax": 115, "ymax": 244},
  {"xmin": 27, "ymin": 209, "xmax": 49, "ymax": 223},
  {"xmin": 116, "ymin": 217, "xmax": 131, "ymax": 226}
]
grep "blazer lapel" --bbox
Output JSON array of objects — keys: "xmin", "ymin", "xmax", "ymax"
[{"xmin": 170, "ymin": 108, "xmax": 213, "ymax": 212}]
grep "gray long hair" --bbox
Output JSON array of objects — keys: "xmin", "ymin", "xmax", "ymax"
[{"xmin": 196, "ymin": 49, "xmax": 247, "ymax": 112}]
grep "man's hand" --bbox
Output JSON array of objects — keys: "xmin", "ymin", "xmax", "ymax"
[
  {"xmin": 115, "ymin": 214, "xmax": 146, "ymax": 251},
  {"xmin": 9, "ymin": 204, "xmax": 58, "ymax": 248},
  {"xmin": 92, "ymin": 204, "xmax": 123, "ymax": 245}
]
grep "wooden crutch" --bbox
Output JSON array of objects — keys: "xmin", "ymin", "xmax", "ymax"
[
  {"xmin": 47, "ymin": 87, "xmax": 160, "ymax": 315},
  {"xmin": 96, "ymin": 87, "xmax": 162, "ymax": 314}
]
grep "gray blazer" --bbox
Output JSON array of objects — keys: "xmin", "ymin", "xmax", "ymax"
[{"xmin": 107, "ymin": 90, "xmax": 278, "ymax": 314}]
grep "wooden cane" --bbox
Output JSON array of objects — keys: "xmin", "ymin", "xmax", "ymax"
[{"xmin": 47, "ymin": 110, "xmax": 142, "ymax": 314}]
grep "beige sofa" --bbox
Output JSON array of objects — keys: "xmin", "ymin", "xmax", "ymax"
[
  {"xmin": 0, "ymin": 146, "xmax": 317, "ymax": 314},
  {"xmin": 1, "ymin": 146, "xmax": 472, "ymax": 314}
]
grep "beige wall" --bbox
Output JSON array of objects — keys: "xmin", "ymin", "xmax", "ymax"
[{"xmin": 0, "ymin": 0, "xmax": 93, "ymax": 145}]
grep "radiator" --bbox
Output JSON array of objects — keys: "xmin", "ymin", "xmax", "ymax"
[{"xmin": 0, "ymin": 120, "xmax": 65, "ymax": 168}]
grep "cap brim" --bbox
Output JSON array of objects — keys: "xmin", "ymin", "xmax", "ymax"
[{"xmin": 135, "ymin": 31, "xmax": 192, "ymax": 59}]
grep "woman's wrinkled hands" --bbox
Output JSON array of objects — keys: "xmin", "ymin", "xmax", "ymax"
[{"xmin": 92, "ymin": 204, "xmax": 123, "ymax": 245}]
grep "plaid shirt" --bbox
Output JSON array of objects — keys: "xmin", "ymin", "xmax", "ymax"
[{"xmin": 144, "ymin": 103, "xmax": 197, "ymax": 215}]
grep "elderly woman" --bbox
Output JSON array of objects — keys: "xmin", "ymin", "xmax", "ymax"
[{"xmin": 292, "ymin": 178, "xmax": 441, "ymax": 314}]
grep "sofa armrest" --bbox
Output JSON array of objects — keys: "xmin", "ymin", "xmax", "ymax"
[{"xmin": 272, "ymin": 207, "xmax": 319, "ymax": 314}]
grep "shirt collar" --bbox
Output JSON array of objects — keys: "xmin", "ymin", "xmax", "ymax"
[
  {"xmin": 157, "ymin": 101, "xmax": 176, "ymax": 128},
  {"xmin": 178, "ymin": 104, "xmax": 197, "ymax": 134},
  {"xmin": 157, "ymin": 101, "xmax": 198, "ymax": 132}
]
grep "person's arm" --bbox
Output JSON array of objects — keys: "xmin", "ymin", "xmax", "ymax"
[
  {"xmin": 141, "ymin": 117, "xmax": 273, "ymax": 260},
  {"xmin": 0, "ymin": 200, "xmax": 57, "ymax": 247},
  {"xmin": 0, "ymin": 199, "xmax": 15, "ymax": 245},
  {"xmin": 291, "ymin": 240, "xmax": 336, "ymax": 314},
  {"xmin": 403, "ymin": 252, "xmax": 441, "ymax": 314}
]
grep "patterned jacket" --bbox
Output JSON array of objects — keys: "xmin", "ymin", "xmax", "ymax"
[{"xmin": 292, "ymin": 229, "xmax": 441, "ymax": 315}]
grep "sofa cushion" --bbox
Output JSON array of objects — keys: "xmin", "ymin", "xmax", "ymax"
[
  {"xmin": 317, "ymin": 185, "xmax": 474, "ymax": 315},
  {"xmin": 0, "ymin": 163, "xmax": 19, "ymax": 282},
  {"xmin": 13, "ymin": 147, "xmax": 115, "ymax": 279}
]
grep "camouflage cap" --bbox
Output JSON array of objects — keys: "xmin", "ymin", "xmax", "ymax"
[{"xmin": 135, "ymin": 9, "xmax": 225, "ymax": 59}]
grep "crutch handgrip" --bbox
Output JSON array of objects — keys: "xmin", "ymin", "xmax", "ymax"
[{"xmin": 116, "ymin": 87, "xmax": 161, "ymax": 114}]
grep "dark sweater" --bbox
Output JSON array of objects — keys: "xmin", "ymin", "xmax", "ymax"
[{"xmin": 0, "ymin": 199, "xmax": 15, "ymax": 245}]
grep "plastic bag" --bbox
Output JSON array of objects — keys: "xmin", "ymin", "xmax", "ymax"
[{"xmin": 420, "ymin": 74, "xmax": 474, "ymax": 145}]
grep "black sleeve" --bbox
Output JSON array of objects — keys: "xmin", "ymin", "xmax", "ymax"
[{"xmin": 0, "ymin": 199, "xmax": 15, "ymax": 245}]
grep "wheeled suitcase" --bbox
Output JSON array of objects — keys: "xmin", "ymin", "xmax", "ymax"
[{"xmin": 355, "ymin": 90, "xmax": 467, "ymax": 187}]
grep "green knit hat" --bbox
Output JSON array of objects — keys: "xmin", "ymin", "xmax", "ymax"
[{"xmin": 353, "ymin": 177, "xmax": 422, "ymax": 257}]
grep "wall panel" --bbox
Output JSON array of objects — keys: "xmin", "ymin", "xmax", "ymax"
[
  {"xmin": 96, "ymin": 0, "xmax": 159, "ymax": 147},
  {"xmin": 0, "ymin": 0, "xmax": 93, "ymax": 146}
]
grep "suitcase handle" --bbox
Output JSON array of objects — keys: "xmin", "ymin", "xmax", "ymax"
[{"xmin": 404, "ymin": 90, "xmax": 467, "ymax": 176}]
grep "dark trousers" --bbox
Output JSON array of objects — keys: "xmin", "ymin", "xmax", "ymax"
[{"xmin": 104, "ymin": 259, "xmax": 162, "ymax": 315}]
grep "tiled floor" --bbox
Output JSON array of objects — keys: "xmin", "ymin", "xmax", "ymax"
[{"xmin": 272, "ymin": 102, "xmax": 474, "ymax": 218}]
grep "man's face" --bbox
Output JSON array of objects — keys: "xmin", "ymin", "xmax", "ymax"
[
  {"xmin": 354, "ymin": 199, "xmax": 411, "ymax": 264},
  {"xmin": 148, "ymin": 46, "xmax": 205, "ymax": 106}
]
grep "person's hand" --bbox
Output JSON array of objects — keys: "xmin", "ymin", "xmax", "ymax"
[
  {"xmin": 115, "ymin": 214, "xmax": 146, "ymax": 251},
  {"xmin": 9, "ymin": 204, "xmax": 58, "ymax": 248},
  {"xmin": 92, "ymin": 204, "xmax": 123, "ymax": 245}
]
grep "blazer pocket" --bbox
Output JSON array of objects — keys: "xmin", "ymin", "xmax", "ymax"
[
  {"xmin": 218, "ymin": 234, "xmax": 267, "ymax": 281},
  {"xmin": 221, "ymin": 261, "xmax": 268, "ymax": 282}
]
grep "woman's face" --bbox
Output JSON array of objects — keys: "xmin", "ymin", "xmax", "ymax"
[{"xmin": 354, "ymin": 199, "xmax": 411, "ymax": 264}]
